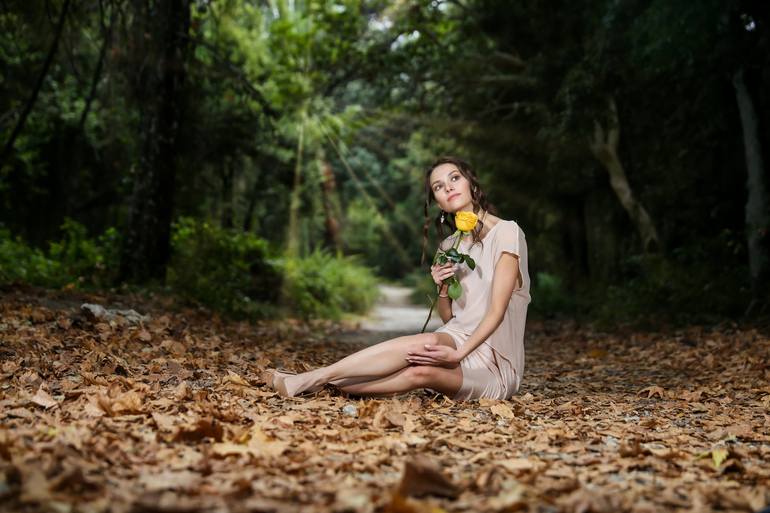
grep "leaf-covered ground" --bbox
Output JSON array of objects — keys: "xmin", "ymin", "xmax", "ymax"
[{"xmin": 1, "ymin": 286, "xmax": 769, "ymax": 513}]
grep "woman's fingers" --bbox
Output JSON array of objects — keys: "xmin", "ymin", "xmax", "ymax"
[
  {"xmin": 406, "ymin": 357, "xmax": 438, "ymax": 365},
  {"xmin": 431, "ymin": 262, "xmax": 455, "ymax": 285}
]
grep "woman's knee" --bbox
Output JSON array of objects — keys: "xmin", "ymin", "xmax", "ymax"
[
  {"xmin": 394, "ymin": 332, "xmax": 441, "ymax": 354},
  {"xmin": 403, "ymin": 365, "xmax": 440, "ymax": 387}
]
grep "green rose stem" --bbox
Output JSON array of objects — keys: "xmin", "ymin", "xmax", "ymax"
[{"xmin": 420, "ymin": 230, "xmax": 465, "ymax": 333}]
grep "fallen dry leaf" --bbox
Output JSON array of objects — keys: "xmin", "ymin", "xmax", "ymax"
[
  {"xmin": 638, "ymin": 385, "xmax": 667, "ymax": 399},
  {"xmin": 29, "ymin": 386, "xmax": 58, "ymax": 409},
  {"xmin": 490, "ymin": 403, "xmax": 515, "ymax": 419},
  {"xmin": 397, "ymin": 455, "xmax": 461, "ymax": 499}
]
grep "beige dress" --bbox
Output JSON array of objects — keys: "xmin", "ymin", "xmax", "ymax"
[{"xmin": 434, "ymin": 219, "xmax": 531, "ymax": 400}]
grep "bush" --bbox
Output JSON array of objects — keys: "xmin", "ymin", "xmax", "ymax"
[
  {"xmin": 0, "ymin": 219, "xmax": 119, "ymax": 288},
  {"xmin": 1, "ymin": 217, "xmax": 381, "ymax": 321},
  {"xmin": 587, "ymin": 242, "xmax": 750, "ymax": 324},
  {"xmin": 282, "ymin": 248, "xmax": 380, "ymax": 320},
  {"xmin": 48, "ymin": 218, "xmax": 120, "ymax": 286},
  {"xmin": 0, "ymin": 228, "xmax": 58, "ymax": 285},
  {"xmin": 167, "ymin": 217, "xmax": 283, "ymax": 318},
  {"xmin": 530, "ymin": 271, "xmax": 575, "ymax": 317}
]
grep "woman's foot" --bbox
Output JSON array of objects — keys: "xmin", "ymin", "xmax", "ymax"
[
  {"xmin": 274, "ymin": 370, "xmax": 324, "ymax": 397},
  {"xmin": 261, "ymin": 368, "xmax": 294, "ymax": 389}
]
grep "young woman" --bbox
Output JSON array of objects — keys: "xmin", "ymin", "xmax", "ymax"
[{"xmin": 265, "ymin": 156, "xmax": 530, "ymax": 400}]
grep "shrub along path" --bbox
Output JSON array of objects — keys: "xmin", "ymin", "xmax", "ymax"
[{"xmin": 1, "ymin": 285, "xmax": 768, "ymax": 512}]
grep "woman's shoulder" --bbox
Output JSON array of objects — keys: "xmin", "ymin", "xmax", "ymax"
[
  {"xmin": 489, "ymin": 218, "xmax": 525, "ymax": 242},
  {"xmin": 487, "ymin": 217, "xmax": 522, "ymax": 233}
]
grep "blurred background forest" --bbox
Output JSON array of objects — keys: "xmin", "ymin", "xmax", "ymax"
[{"xmin": 1, "ymin": 0, "xmax": 768, "ymax": 323}]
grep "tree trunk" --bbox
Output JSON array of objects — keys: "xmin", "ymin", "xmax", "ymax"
[
  {"xmin": 318, "ymin": 157, "xmax": 342, "ymax": 253},
  {"xmin": 119, "ymin": 0, "xmax": 191, "ymax": 283},
  {"xmin": 221, "ymin": 159, "xmax": 234, "ymax": 229},
  {"xmin": 0, "ymin": 0, "xmax": 71, "ymax": 168},
  {"xmin": 286, "ymin": 112, "xmax": 306, "ymax": 258},
  {"xmin": 590, "ymin": 98, "xmax": 660, "ymax": 253},
  {"xmin": 733, "ymin": 68, "xmax": 770, "ymax": 305},
  {"xmin": 561, "ymin": 197, "xmax": 588, "ymax": 288},
  {"xmin": 583, "ymin": 188, "xmax": 621, "ymax": 282},
  {"xmin": 243, "ymin": 165, "xmax": 262, "ymax": 233}
]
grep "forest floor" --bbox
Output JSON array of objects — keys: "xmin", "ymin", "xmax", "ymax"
[{"xmin": 1, "ymin": 284, "xmax": 769, "ymax": 513}]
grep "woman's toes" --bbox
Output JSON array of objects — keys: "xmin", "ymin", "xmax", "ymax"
[{"xmin": 274, "ymin": 375, "xmax": 292, "ymax": 397}]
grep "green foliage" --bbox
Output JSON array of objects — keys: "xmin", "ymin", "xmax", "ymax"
[
  {"xmin": 48, "ymin": 219, "xmax": 120, "ymax": 285},
  {"xmin": 530, "ymin": 272, "xmax": 576, "ymax": 317},
  {"xmin": 0, "ymin": 229, "xmax": 58, "ymax": 285},
  {"xmin": 282, "ymin": 248, "xmax": 380, "ymax": 320},
  {"xmin": 586, "ymin": 233, "xmax": 750, "ymax": 324},
  {"xmin": 166, "ymin": 217, "xmax": 380, "ymax": 320},
  {"xmin": 0, "ymin": 219, "xmax": 119, "ymax": 288},
  {"xmin": 342, "ymin": 197, "xmax": 387, "ymax": 271},
  {"xmin": 167, "ymin": 217, "xmax": 283, "ymax": 318}
]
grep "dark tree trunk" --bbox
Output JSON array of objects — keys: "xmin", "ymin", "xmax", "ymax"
[
  {"xmin": 0, "ymin": 0, "xmax": 71, "ymax": 168},
  {"xmin": 119, "ymin": 0, "xmax": 191, "ymax": 283},
  {"xmin": 733, "ymin": 68, "xmax": 770, "ymax": 307},
  {"xmin": 561, "ymin": 197, "xmax": 588, "ymax": 288},
  {"xmin": 319, "ymin": 159, "xmax": 342, "ymax": 252},
  {"xmin": 583, "ymin": 188, "xmax": 622, "ymax": 283},
  {"xmin": 221, "ymin": 159, "xmax": 235, "ymax": 229},
  {"xmin": 243, "ymin": 165, "xmax": 262, "ymax": 233}
]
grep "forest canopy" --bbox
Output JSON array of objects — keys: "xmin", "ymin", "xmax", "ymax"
[{"xmin": 1, "ymin": 0, "xmax": 768, "ymax": 322}]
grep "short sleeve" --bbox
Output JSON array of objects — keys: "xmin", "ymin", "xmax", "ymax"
[
  {"xmin": 492, "ymin": 221, "xmax": 521, "ymax": 266},
  {"xmin": 438, "ymin": 234, "xmax": 456, "ymax": 253}
]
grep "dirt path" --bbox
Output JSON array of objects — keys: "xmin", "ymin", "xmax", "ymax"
[{"xmin": 338, "ymin": 284, "xmax": 442, "ymax": 345}]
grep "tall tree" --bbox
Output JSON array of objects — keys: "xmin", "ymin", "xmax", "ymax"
[
  {"xmin": 590, "ymin": 98, "xmax": 660, "ymax": 252},
  {"xmin": 119, "ymin": 0, "xmax": 192, "ymax": 283}
]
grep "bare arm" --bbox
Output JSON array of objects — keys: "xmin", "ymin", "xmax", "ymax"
[
  {"xmin": 456, "ymin": 253, "xmax": 519, "ymax": 360},
  {"xmin": 436, "ymin": 282, "xmax": 454, "ymax": 323},
  {"xmin": 430, "ymin": 262, "xmax": 456, "ymax": 324}
]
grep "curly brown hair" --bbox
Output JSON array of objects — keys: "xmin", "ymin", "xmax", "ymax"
[{"xmin": 420, "ymin": 156, "xmax": 497, "ymax": 265}]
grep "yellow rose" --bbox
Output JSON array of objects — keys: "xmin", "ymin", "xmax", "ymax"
[{"xmin": 454, "ymin": 211, "xmax": 478, "ymax": 232}]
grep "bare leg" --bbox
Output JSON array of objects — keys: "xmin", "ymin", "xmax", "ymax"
[
  {"xmin": 338, "ymin": 364, "xmax": 463, "ymax": 397},
  {"xmin": 275, "ymin": 332, "xmax": 457, "ymax": 397}
]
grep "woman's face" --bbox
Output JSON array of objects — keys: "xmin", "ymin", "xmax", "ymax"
[{"xmin": 429, "ymin": 163, "xmax": 473, "ymax": 213}]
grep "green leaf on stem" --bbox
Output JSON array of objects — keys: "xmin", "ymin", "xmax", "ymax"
[
  {"xmin": 465, "ymin": 255, "xmax": 476, "ymax": 270},
  {"xmin": 448, "ymin": 278, "xmax": 462, "ymax": 300}
]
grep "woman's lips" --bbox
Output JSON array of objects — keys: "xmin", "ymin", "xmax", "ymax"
[{"xmin": 447, "ymin": 193, "xmax": 460, "ymax": 201}]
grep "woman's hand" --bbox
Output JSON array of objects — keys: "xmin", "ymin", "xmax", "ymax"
[
  {"xmin": 406, "ymin": 344, "xmax": 462, "ymax": 367},
  {"xmin": 430, "ymin": 262, "xmax": 455, "ymax": 287}
]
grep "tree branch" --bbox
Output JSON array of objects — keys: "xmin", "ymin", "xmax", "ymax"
[
  {"xmin": 183, "ymin": 34, "xmax": 280, "ymax": 119},
  {"xmin": 79, "ymin": 1, "xmax": 116, "ymax": 131},
  {"xmin": 0, "ymin": 0, "xmax": 71, "ymax": 168}
]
